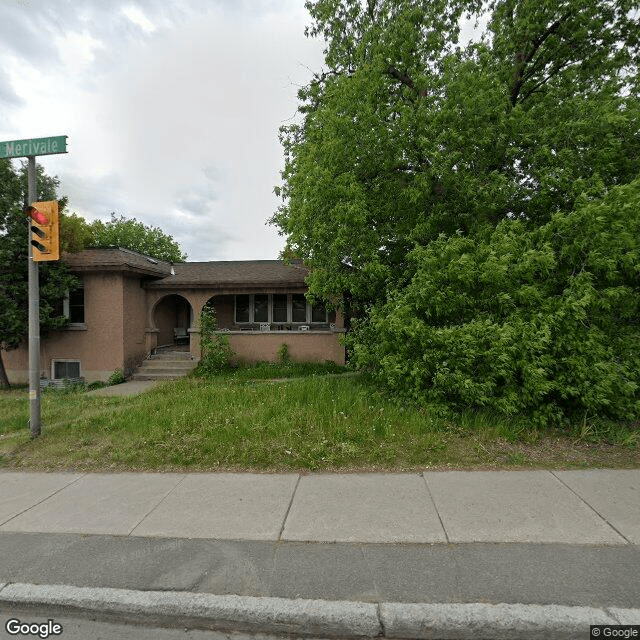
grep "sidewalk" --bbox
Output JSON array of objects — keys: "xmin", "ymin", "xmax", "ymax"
[{"xmin": 1, "ymin": 469, "xmax": 639, "ymax": 638}]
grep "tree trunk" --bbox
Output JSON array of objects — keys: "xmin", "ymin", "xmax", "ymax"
[{"xmin": 0, "ymin": 350, "xmax": 11, "ymax": 389}]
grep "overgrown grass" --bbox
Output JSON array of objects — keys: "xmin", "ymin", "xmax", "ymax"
[
  {"xmin": 194, "ymin": 359, "xmax": 347, "ymax": 381},
  {"xmin": 0, "ymin": 373, "xmax": 637, "ymax": 471}
]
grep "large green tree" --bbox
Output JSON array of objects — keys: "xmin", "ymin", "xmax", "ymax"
[
  {"xmin": 272, "ymin": 0, "xmax": 640, "ymax": 425},
  {"xmin": 0, "ymin": 160, "xmax": 79, "ymax": 388},
  {"xmin": 272, "ymin": 0, "xmax": 640, "ymax": 309},
  {"xmin": 89, "ymin": 213, "xmax": 187, "ymax": 262}
]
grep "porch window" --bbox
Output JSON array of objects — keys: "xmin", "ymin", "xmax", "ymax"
[
  {"xmin": 291, "ymin": 294, "xmax": 307, "ymax": 323},
  {"xmin": 254, "ymin": 294, "xmax": 269, "ymax": 323},
  {"xmin": 235, "ymin": 294, "xmax": 250, "ymax": 323},
  {"xmin": 272, "ymin": 294, "xmax": 288, "ymax": 323},
  {"xmin": 233, "ymin": 294, "xmax": 329, "ymax": 325},
  {"xmin": 311, "ymin": 302, "xmax": 328, "ymax": 323}
]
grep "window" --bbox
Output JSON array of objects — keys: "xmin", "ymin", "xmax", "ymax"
[
  {"xmin": 235, "ymin": 295, "xmax": 250, "ymax": 323},
  {"xmin": 233, "ymin": 294, "xmax": 329, "ymax": 325},
  {"xmin": 291, "ymin": 294, "xmax": 307, "ymax": 323},
  {"xmin": 254, "ymin": 294, "xmax": 268, "ymax": 323},
  {"xmin": 272, "ymin": 294, "xmax": 287, "ymax": 323},
  {"xmin": 311, "ymin": 302, "xmax": 327, "ymax": 323},
  {"xmin": 55, "ymin": 284, "xmax": 85, "ymax": 325},
  {"xmin": 52, "ymin": 360, "xmax": 81, "ymax": 380},
  {"xmin": 69, "ymin": 287, "xmax": 85, "ymax": 324}
]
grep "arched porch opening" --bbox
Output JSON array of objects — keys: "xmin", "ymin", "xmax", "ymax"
[{"xmin": 152, "ymin": 294, "xmax": 193, "ymax": 348}]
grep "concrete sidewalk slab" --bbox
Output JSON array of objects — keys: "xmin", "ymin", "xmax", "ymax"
[
  {"xmin": 131, "ymin": 473, "xmax": 299, "ymax": 540},
  {"xmin": 425, "ymin": 470, "xmax": 628, "ymax": 544},
  {"xmin": 553, "ymin": 469, "xmax": 640, "ymax": 544},
  {"xmin": 0, "ymin": 472, "xmax": 83, "ymax": 524},
  {"xmin": 0, "ymin": 473, "xmax": 185, "ymax": 536},
  {"xmin": 281, "ymin": 473, "xmax": 446, "ymax": 543}
]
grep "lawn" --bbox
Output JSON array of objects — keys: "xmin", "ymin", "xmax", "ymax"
[{"xmin": 0, "ymin": 370, "xmax": 638, "ymax": 471}]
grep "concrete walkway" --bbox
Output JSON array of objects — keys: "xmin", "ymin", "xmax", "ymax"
[
  {"xmin": 1, "ymin": 469, "xmax": 639, "ymax": 638},
  {"xmin": 85, "ymin": 380, "xmax": 161, "ymax": 397}
]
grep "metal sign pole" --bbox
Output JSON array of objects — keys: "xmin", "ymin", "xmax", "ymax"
[{"xmin": 27, "ymin": 155, "xmax": 41, "ymax": 438}]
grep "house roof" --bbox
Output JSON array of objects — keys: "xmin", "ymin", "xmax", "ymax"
[
  {"xmin": 63, "ymin": 247, "xmax": 172, "ymax": 277},
  {"xmin": 145, "ymin": 260, "xmax": 309, "ymax": 290},
  {"xmin": 63, "ymin": 248, "xmax": 309, "ymax": 290}
]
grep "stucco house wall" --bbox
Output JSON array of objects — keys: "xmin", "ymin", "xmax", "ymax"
[
  {"xmin": 122, "ymin": 274, "xmax": 149, "ymax": 377},
  {"xmin": 226, "ymin": 332, "xmax": 345, "ymax": 365},
  {"xmin": 4, "ymin": 271, "xmax": 126, "ymax": 383}
]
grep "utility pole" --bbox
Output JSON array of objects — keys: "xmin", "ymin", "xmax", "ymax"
[
  {"xmin": 27, "ymin": 156, "xmax": 40, "ymax": 438},
  {"xmin": 0, "ymin": 135, "xmax": 67, "ymax": 438}
]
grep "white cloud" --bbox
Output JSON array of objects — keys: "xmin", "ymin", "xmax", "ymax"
[
  {"xmin": 55, "ymin": 30, "xmax": 105, "ymax": 75},
  {"xmin": 121, "ymin": 5, "xmax": 158, "ymax": 33}
]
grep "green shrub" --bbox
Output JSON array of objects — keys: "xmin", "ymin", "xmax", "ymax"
[
  {"xmin": 107, "ymin": 369, "xmax": 126, "ymax": 386},
  {"xmin": 350, "ymin": 178, "xmax": 640, "ymax": 427},
  {"xmin": 195, "ymin": 305, "xmax": 234, "ymax": 376},
  {"xmin": 277, "ymin": 342, "xmax": 291, "ymax": 365}
]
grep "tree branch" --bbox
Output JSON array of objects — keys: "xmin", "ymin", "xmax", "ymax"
[{"xmin": 510, "ymin": 9, "xmax": 573, "ymax": 106}]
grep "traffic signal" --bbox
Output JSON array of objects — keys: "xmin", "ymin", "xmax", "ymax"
[{"xmin": 26, "ymin": 201, "xmax": 60, "ymax": 261}]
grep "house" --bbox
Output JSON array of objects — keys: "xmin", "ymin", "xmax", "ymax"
[{"xmin": 3, "ymin": 247, "xmax": 346, "ymax": 385}]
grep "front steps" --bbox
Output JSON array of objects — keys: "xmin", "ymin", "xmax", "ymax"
[{"xmin": 131, "ymin": 351, "xmax": 199, "ymax": 381}]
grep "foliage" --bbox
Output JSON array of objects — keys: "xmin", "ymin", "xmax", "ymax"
[
  {"xmin": 351, "ymin": 178, "xmax": 640, "ymax": 426},
  {"xmin": 89, "ymin": 213, "xmax": 186, "ymax": 262},
  {"xmin": 277, "ymin": 342, "xmax": 291, "ymax": 365},
  {"xmin": 272, "ymin": 0, "xmax": 640, "ymax": 311},
  {"xmin": 195, "ymin": 305, "xmax": 234, "ymax": 375},
  {"xmin": 60, "ymin": 213, "xmax": 94, "ymax": 253},
  {"xmin": 0, "ymin": 159, "xmax": 79, "ymax": 388},
  {"xmin": 107, "ymin": 369, "xmax": 126, "ymax": 385},
  {"xmin": 272, "ymin": 0, "xmax": 640, "ymax": 424}
]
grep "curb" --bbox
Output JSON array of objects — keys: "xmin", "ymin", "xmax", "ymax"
[{"xmin": 1, "ymin": 583, "xmax": 639, "ymax": 639}]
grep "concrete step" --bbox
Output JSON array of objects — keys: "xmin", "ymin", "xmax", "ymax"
[
  {"xmin": 131, "ymin": 352, "xmax": 199, "ymax": 381},
  {"xmin": 130, "ymin": 370, "xmax": 195, "ymax": 381},
  {"xmin": 151, "ymin": 351, "xmax": 196, "ymax": 361},
  {"xmin": 136, "ymin": 365, "xmax": 195, "ymax": 376},
  {"xmin": 140, "ymin": 361, "xmax": 196, "ymax": 371}
]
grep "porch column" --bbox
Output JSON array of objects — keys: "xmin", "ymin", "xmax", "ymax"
[
  {"xmin": 145, "ymin": 328, "xmax": 159, "ymax": 354},
  {"xmin": 188, "ymin": 327, "xmax": 201, "ymax": 358}
]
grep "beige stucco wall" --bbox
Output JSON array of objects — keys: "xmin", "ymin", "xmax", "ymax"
[
  {"xmin": 224, "ymin": 332, "xmax": 345, "ymax": 365},
  {"xmin": 4, "ymin": 272, "xmax": 126, "ymax": 384},
  {"xmin": 122, "ymin": 275, "xmax": 149, "ymax": 377}
]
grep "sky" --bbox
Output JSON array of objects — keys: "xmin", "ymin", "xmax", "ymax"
[{"xmin": 0, "ymin": 0, "xmax": 326, "ymax": 261}]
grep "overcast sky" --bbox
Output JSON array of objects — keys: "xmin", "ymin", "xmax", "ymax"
[{"xmin": 0, "ymin": 0, "xmax": 326, "ymax": 261}]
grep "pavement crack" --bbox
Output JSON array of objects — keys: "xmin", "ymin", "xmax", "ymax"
[
  {"xmin": 376, "ymin": 602, "xmax": 386, "ymax": 637},
  {"xmin": 0, "ymin": 473, "xmax": 85, "ymax": 528},
  {"xmin": 549, "ymin": 471, "xmax": 631, "ymax": 545},
  {"xmin": 277, "ymin": 474, "xmax": 301, "ymax": 541},
  {"xmin": 359, "ymin": 544, "xmax": 382, "ymax": 601},
  {"xmin": 127, "ymin": 474, "xmax": 187, "ymax": 536},
  {"xmin": 421, "ymin": 472, "xmax": 449, "ymax": 544}
]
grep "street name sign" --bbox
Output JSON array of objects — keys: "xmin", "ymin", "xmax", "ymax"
[{"xmin": 0, "ymin": 135, "xmax": 67, "ymax": 159}]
